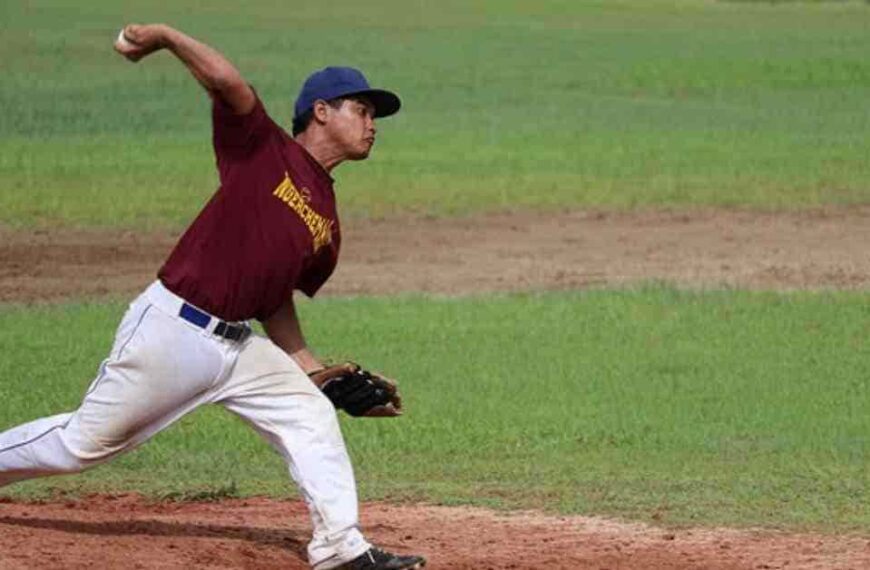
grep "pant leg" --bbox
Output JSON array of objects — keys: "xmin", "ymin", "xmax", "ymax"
[
  {"xmin": 213, "ymin": 335, "xmax": 370, "ymax": 569},
  {"xmin": 0, "ymin": 413, "xmax": 76, "ymax": 487},
  {"xmin": 0, "ymin": 288, "xmax": 231, "ymax": 488}
]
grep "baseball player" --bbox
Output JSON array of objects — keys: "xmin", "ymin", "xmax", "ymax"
[{"xmin": 0, "ymin": 24, "xmax": 425, "ymax": 570}]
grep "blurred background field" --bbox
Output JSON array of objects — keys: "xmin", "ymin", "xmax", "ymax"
[
  {"xmin": 1, "ymin": 0, "xmax": 869, "ymax": 227},
  {"xmin": 0, "ymin": 290, "xmax": 867, "ymax": 529}
]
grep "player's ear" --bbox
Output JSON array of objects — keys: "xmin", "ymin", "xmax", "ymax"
[{"xmin": 312, "ymin": 99, "xmax": 331, "ymax": 125}]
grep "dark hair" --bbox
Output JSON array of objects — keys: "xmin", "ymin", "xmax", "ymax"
[{"xmin": 292, "ymin": 97, "xmax": 346, "ymax": 136}]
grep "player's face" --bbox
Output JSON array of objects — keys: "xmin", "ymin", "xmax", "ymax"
[{"xmin": 326, "ymin": 98, "xmax": 377, "ymax": 161}]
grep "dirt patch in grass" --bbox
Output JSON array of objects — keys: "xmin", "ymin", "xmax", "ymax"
[
  {"xmin": 1, "ymin": 207, "xmax": 867, "ymax": 304},
  {"xmin": 0, "ymin": 494, "xmax": 866, "ymax": 569}
]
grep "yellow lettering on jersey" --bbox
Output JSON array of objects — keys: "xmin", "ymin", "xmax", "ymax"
[{"xmin": 272, "ymin": 173, "xmax": 334, "ymax": 252}]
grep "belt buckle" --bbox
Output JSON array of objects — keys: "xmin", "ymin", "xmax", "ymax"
[
  {"xmin": 235, "ymin": 326, "xmax": 252, "ymax": 343},
  {"xmin": 214, "ymin": 321, "xmax": 228, "ymax": 337},
  {"xmin": 214, "ymin": 321, "xmax": 250, "ymax": 342}
]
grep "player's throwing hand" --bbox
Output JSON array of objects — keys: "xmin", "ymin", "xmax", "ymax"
[{"xmin": 114, "ymin": 24, "xmax": 166, "ymax": 62}]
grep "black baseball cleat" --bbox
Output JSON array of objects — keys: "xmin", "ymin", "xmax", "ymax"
[{"xmin": 337, "ymin": 547, "xmax": 426, "ymax": 569}]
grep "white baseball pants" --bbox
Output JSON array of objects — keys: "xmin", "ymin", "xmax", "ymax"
[{"xmin": 0, "ymin": 280, "xmax": 369, "ymax": 569}]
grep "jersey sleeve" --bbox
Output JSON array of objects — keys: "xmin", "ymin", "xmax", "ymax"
[
  {"xmin": 296, "ymin": 250, "xmax": 338, "ymax": 298},
  {"xmin": 211, "ymin": 88, "xmax": 274, "ymax": 159}
]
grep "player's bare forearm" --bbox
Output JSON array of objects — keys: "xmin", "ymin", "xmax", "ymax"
[
  {"xmin": 114, "ymin": 23, "xmax": 256, "ymax": 115},
  {"xmin": 262, "ymin": 296, "xmax": 325, "ymax": 378}
]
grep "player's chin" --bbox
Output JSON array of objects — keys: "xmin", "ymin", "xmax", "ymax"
[
  {"xmin": 348, "ymin": 139, "xmax": 375, "ymax": 160},
  {"xmin": 347, "ymin": 145, "xmax": 373, "ymax": 161}
]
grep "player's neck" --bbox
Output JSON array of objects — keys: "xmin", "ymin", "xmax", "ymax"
[{"xmin": 294, "ymin": 131, "xmax": 345, "ymax": 173}]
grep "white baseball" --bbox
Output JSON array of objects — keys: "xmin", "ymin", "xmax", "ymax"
[{"xmin": 116, "ymin": 29, "xmax": 136, "ymax": 49}]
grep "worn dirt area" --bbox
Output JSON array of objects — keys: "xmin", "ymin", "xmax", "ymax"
[
  {"xmin": 1, "ymin": 207, "xmax": 868, "ymax": 304},
  {"xmin": 0, "ymin": 494, "xmax": 867, "ymax": 570}
]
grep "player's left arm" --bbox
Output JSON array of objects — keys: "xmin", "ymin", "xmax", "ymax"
[
  {"xmin": 264, "ymin": 296, "xmax": 403, "ymax": 418},
  {"xmin": 262, "ymin": 294, "xmax": 325, "ymax": 378}
]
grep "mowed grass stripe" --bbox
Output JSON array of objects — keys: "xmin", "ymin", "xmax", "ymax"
[
  {"xmin": 1, "ymin": 1, "xmax": 869, "ymax": 227},
  {"xmin": 0, "ymin": 288, "xmax": 866, "ymax": 529}
]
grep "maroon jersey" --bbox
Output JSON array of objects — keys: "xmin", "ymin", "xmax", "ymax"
[{"xmin": 158, "ymin": 93, "xmax": 340, "ymax": 322}]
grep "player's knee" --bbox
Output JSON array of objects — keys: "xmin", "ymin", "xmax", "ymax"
[
  {"xmin": 28, "ymin": 437, "xmax": 94, "ymax": 476},
  {"xmin": 311, "ymin": 390, "xmax": 340, "ymax": 421},
  {"xmin": 59, "ymin": 424, "xmax": 124, "ymax": 467},
  {"xmin": 310, "ymin": 388, "xmax": 336, "ymax": 413},
  {"xmin": 50, "ymin": 453, "xmax": 90, "ymax": 475},
  {"xmin": 308, "ymin": 392, "xmax": 345, "ymax": 443}
]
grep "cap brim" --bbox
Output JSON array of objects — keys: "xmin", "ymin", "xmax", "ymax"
[{"xmin": 350, "ymin": 88, "xmax": 402, "ymax": 118}]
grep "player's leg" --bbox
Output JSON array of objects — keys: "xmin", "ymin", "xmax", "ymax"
[
  {"xmin": 213, "ymin": 335, "xmax": 369, "ymax": 569},
  {"xmin": 0, "ymin": 412, "xmax": 78, "ymax": 486},
  {"xmin": 0, "ymin": 283, "xmax": 231, "ymax": 488},
  {"xmin": 0, "ymin": 293, "xmax": 154, "ymax": 485}
]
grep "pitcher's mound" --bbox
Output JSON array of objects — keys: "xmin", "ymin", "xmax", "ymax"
[{"xmin": 0, "ymin": 494, "xmax": 866, "ymax": 569}]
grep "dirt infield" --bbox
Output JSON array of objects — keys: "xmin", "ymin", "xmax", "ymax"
[
  {"xmin": 1, "ymin": 207, "xmax": 868, "ymax": 303},
  {"xmin": 0, "ymin": 494, "xmax": 867, "ymax": 570}
]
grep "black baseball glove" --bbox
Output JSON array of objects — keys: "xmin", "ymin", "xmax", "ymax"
[{"xmin": 309, "ymin": 362, "xmax": 403, "ymax": 417}]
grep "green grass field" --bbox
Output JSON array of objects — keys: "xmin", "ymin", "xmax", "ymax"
[
  {"xmin": 1, "ymin": 0, "xmax": 869, "ymax": 226},
  {"xmin": 1, "ymin": 290, "xmax": 867, "ymax": 529},
  {"xmin": 0, "ymin": 0, "xmax": 868, "ymax": 534}
]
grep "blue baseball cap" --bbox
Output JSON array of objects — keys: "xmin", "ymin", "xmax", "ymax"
[{"xmin": 294, "ymin": 66, "xmax": 401, "ymax": 120}]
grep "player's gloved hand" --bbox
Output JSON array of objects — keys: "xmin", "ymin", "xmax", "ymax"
[{"xmin": 309, "ymin": 362, "xmax": 403, "ymax": 418}]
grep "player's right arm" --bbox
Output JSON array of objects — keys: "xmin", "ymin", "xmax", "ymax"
[{"xmin": 114, "ymin": 23, "xmax": 256, "ymax": 115}]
